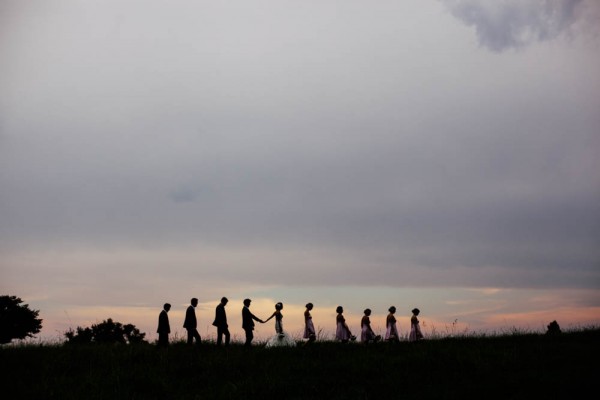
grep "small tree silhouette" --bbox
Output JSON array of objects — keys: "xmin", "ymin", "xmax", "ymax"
[
  {"xmin": 64, "ymin": 326, "xmax": 93, "ymax": 344},
  {"xmin": 546, "ymin": 320, "xmax": 561, "ymax": 335},
  {"xmin": 65, "ymin": 318, "xmax": 146, "ymax": 344},
  {"xmin": 0, "ymin": 295, "xmax": 43, "ymax": 344}
]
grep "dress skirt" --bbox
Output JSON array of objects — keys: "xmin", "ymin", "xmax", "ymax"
[
  {"xmin": 336, "ymin": 322, "xmax": 350, "ymax": 341},
  {"xmin": 385, "ymin": 323, "xmax": 399, "ymax": 340},
  {"xmin": 304, "ymin": 318, "xmax": 316, "ymax": 339},
  {"xmin": 265, "ymin": 319, "xmax": 296, "ymax": 348},
  {"xmin": 265, "ymin": 332, "xmax": 296, "ymax": 347},
  {"xmin": 409, "ymin": 324, "xmax": 422, "ymax": 341},
  {"xmin": 361, "ymin": 325, "xmax": 373, "ymax": 342}
]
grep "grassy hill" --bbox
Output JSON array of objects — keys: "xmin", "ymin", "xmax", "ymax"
[{"xmin": 1, "ymin": 327, "xmax": 598, "ymax": 399}]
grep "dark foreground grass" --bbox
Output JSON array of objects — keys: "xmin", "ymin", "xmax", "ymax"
[{"xmin": 1, "ymin": 328, "xmax": 599, "ymax": 399}]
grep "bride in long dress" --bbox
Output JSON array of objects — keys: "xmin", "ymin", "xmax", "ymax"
[{"xmin": 264, "ymin": 302, "xmax": 296, "ymax": 348}]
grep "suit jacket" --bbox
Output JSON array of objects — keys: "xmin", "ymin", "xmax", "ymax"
[
  {"xmin": 212, "ymin": 303, "xmax": 228, "ymax": 328},
  {"xmin": 157, "ymin": 310, "xmax": 170, "ymax": 334},
  {"xmin": 242, "ymin": 306, "xmax": 260, "ymax": 331},
  {"xmin": 183, "ymin": 305, "xmax": 197, "ymax": 329}
]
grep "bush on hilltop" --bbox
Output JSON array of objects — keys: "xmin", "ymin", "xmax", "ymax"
[{"xmin": 65, "ymin": 318, "xmax": 146, "ymax": 344}]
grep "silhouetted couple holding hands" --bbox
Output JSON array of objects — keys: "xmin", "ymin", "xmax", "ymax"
[
  {"xmin": 216, "ymin": 297, "xmax": 279, "ymax": 347},
  {"xmin": 158, "ymin": 297, "xmax": 266, "ymax": 348}
]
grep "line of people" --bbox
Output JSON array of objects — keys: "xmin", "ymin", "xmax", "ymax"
[
  {"xmin": 355, "ymin": 306, "xmax": 424, "ymax": 344},
  {"xmin": 157, "ymin": 297, "xmax": 424, "ymax": 347}
]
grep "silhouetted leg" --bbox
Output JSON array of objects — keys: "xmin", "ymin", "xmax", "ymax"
[
  {"xmin": 216, "ymin": 327, "xmax": 224, "ymax": 346},
  {"xmin": 192, "ymin": 329, "xmax": 201, "ymax": 345},
  {"xmin": 244, "ymin": 329, "xmax": 253, "ymax": 347},
  {"xmin": 224, "ymin": 327, "xmax": 230, "ymax": 346},
  {"xmin": 187, "ymin": 329, "xmax": 201, "ymax": 345},
  {"xmin": 158, "ymin": 333, "xmax": 168, "ymax": 347}
]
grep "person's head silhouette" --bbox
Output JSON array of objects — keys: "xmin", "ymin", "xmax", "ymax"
[
  {"xmin": 221, "ymin": 297, "xmax": 228, "ymax": 305},
  {"xmin": 306, "ymin": 303, "xmax": 313, "ymax": 310},
  {"xmin": 191, "ymin": 298, "xmax": 198, "ymax": 307},
  {"xmin": 364, "ymin": 309, "xmax": 371, "ymax": 316},
  {"xmin": 163, "ymin": 303, "xmax": 171, "ymax": 312},
  {"xmin": 389, "ymin": 306, "xmax": 396, "ymax": 314},
  {"xmin": 243, "ymin": 298, "xmax": 251, "ymax": 307},
  {"xmin": 336, "ymin": 306, "xmax": 344, "ymax": 313},
  {"xmin": 275, "ymin": 302, "xmax": 283, "ymax": 310}
]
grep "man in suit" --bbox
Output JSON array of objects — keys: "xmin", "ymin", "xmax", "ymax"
[
  {"xmin": 212, "ymin": 297, "xmax": 230, "ymax": 346},
  {"xmin": 183, "ymin": 298, "xmax": 201, "ymax": 345},
  {"xmin": 242, "ymin": 298, "xmax": 263, "ymax": 347},
  {"xmin": 157, "ymin": 303, "xmax": 171, "ymax": 347}
]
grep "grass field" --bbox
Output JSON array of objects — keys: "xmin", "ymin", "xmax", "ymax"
[{"xmin": 1, "ymin": 327, "xmax": 598, "ymax": 399}]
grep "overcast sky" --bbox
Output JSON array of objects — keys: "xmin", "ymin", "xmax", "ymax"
[{"xmin": 1, "ymin": 0, "xmax": 599, "ymax": 341}]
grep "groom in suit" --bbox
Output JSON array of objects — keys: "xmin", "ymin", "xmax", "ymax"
[
  {"xmin": 183, "ymin": 298, "xmax": 201, "ymax": 346},
  {"xmin": 157, "ymin": 303, "xmax": 171, "ymax": 347},
  {"xmin": 212, "ymin": 297, "xmax": 230, "ymax": 346},
  {"xmin": 242, "ymin": 298, "xmax": 263, "ymax": 347}
]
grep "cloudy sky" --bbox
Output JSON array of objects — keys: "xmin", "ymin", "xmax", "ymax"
[{"xmin": 1, "ymin": 0, "xmax": 599, "ymax": 342}]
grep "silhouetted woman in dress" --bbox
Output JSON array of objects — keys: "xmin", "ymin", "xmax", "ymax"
[
  {"xmin": 361, "ymin": 308, "xmax": 379, "ymax": 344},
  {"xmin": 303, "ymin": 303, "xmax": 316, "ymax": 343},
  {"xmin": 264, "ymin": 302, "xmax": 296, "ymax": 347},
  {"xmin": 409, "ymin": 308, "xmax": 424, "ymax": 342},
  {"xmin": 385, "ymin": 306, "xmax": 400, "ymax": 342},
  {"xmin": 335, "ymin": 306, "xmax": 354, "ymax": 343}
]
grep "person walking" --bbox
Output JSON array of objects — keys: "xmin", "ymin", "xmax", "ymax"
[
  {"xmin": 183, "ymin": 298, "xmax": 201, "ymax": 346},
  {"xmin": 242, "ymin": 298, "xmax": 263, "ymax": 347},
  {"xmin": 264, "ymin": 302, "xmax": 296, "ymax": 347},
  {"xmin": 303, "ymin": 303, "xmax": 316, "ymax": 344},
  {"xmin": 385, "ymin": 306, "xmax": 400, "ymax": 342},
  {"xmin": 157, "ymin": 303, "xmax": 171, "ymax": 347},
  {"xmin": 361, "ymin": 308, "xmax": 380, "ymax": 344},
  {"xmin": 212, "ymin": 297, "xmax": 230, "ymax": 346},
  {"xmin": 409, "ymin": 308, "xmax": 424, "ymax": 342},
  {"xmin": 335, "ymin": 306, "xmax": 354, "ymax": 343}
]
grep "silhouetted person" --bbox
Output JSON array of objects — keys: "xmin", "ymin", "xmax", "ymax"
[
  {"xmin": 157, "ymin": 303, "xmax": 171, "ymax": 347},
  {"xmin": 212, "ymin": 297, "xmax": 230, "ymax": 346},
  {"xmin": 335, "ymin": 306, "xmax": 354, "ymax": 343},
  {"xmin": 385, "ymin": 306, "xmax": 400, "ymax": 342},
  {"xmin": 183, "ymin": 298, "xmax": 201, "ymax": 345},
  {"xmin": 242, "ymin": 298, "xmax": 263, "ymax": 347},
  {"xmin": 264, "ymin": 302, "xmax": 296, "ymax": 347},
  {"xmin": 303, "ymin": 303, "xmax": 316, "ymax": 344},
  {"xmin": 409, "ymin": 308, "xmax": 424, "ymax": 342},
  {"xmin": 361, "ymin": 308, "xmax": 380, "ymax": 344}
]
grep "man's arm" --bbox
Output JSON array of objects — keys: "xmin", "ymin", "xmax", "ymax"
[{"xmin": 251, "ymin": 312, "xmax": 263, "ymax": 323}]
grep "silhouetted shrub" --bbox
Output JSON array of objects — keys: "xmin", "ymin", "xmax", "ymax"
[
  {"xmin": 0, "ymin": 295, "xmax": 43, "ymax": 344},
  {"xmin": 65, "ymin": 318, "xmax": 146, "ymax": 344},
  {"xmin": 546, "ymin": 320, "xmax": 561, "ymax": 335}
]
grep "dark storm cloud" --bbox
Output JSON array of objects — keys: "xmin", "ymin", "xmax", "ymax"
[{"xmin": 441, "ymin": 0, "xmax": 595, "ymax": 52}]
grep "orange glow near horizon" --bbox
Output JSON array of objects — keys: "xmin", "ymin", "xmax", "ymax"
[{"xmin": 31, "ymin": 294, "xmax": 600, "ymax": 344}]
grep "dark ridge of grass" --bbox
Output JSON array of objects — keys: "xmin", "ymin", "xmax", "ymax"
[{"xmin": 1, "ymin": 328, "xmax": 599, "ymax": 399}]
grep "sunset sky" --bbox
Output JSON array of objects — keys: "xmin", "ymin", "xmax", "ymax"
[{"xmin": 1, "ymin": 0, "xmax": 599, "ymax": 343}]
